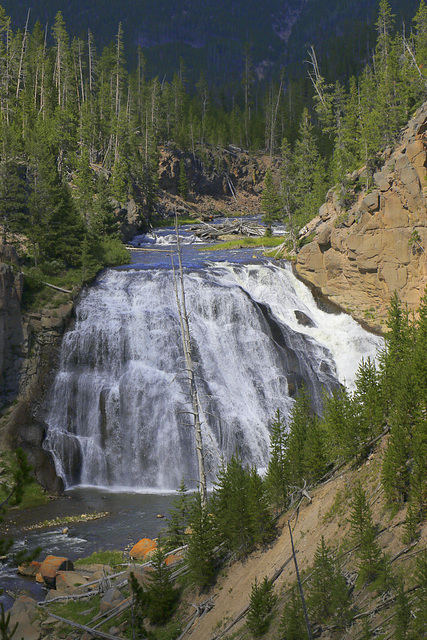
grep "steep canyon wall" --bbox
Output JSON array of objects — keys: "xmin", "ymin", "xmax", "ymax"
[{"xmin": 296, "ymin": 102, "xmax": 427, "ymax": 331}]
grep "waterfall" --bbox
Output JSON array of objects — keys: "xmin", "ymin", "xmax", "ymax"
[{"xmin": 42, "ymin": 262, "xmax": 382, "ymax": 491}]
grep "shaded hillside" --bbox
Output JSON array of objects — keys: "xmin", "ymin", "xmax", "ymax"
[{"xmin": 2, "ymin": 0, "xmax": 419, "ymax": 89}]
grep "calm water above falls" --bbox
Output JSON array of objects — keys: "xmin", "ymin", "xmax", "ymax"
[{"xmin": 42, "ymin": 227, "xmax": 383, "ymax": 491}]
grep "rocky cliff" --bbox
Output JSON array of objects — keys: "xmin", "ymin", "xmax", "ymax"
[
  {"xmin": 296, "ymin": 102, "xmax": 427, "ymax": 332},
  {"xmin": 0, "ymin": 247, "xmax": 72, "ymax": 492}
]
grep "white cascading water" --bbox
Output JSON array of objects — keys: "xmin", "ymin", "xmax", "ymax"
[{"xmin": 42, "ymin": 261, "xmax": 382, "ymax": 491}]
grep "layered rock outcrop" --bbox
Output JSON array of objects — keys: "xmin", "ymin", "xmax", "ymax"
[{"xmin": 296, "ymin": 102, "xmax": 427, "ymax": 332}]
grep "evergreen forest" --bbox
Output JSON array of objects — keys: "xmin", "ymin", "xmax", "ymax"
[
  {"xmin": 1, "ymin": 1, "xmax": 427, "ymax": 638},
  {"xmin": 1, "ymin": 1, "xmax": 427, "ymax": 274}
]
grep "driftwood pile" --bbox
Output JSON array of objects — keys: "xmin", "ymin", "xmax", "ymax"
[{"xmin": 189, "ymin": 219, "xmax": 265, "ymax": 242}]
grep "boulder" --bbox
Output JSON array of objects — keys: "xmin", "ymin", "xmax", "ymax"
[
  {"xmin": 129, "ymin": 538, "xmax": 157, "ymax": 561},
  {"xmin": 39, "ymin": 555, "xmax": 74, "ymax": 589},
  {"xmin": 294, "ymin": 310, "xmax": 316, "ymax": 328},
  {"xmin": 316, "ymin": 225, "xmax": 332, "ymax": 247},
  {"xmin": 360, "ymin": 190, "xmax": 380, "ymax": 214},
  {"xmin": 18, "ymin": 560, "xmax": 41, "ymax": 577},
  {"xmin": 44, "ymin": 589, "xmax": 62, "ymax": 602},
  {"xmin": 8, "ymin": 596, "xmax": 39, "ymax": 640},
  {"xmin": 99, "ymin": 587, "xmax": 125, "ymax": 614},
  {"xmin": 55, "ymin": 570, "xmax": 88, "ymax": 592}
]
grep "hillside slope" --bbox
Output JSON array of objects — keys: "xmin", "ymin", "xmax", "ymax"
[
  {"xmin": 296, "ymin": 100, "xmax": 427, "ymax": 333},
  {"xmin": 179, "ymin": 436, "xmax": 426, "ymax": 640}
]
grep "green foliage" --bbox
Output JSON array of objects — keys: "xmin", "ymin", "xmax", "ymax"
[
  {"xmin": 246, "ymin": 576, "xmax": 277, "ymax": 637},
  {"xmin": 145, "ymin": 546, "xmax": 181, "ymax": 625},
  {"xmin": 394, "ymin": 577, "xmax": 412, "ymax": 640},
  {"xmin": 178, "ymin": 158, "xmax": 189, "ymax": 200},
  {"xmin": 278, "ymin": 586, "xmax": 306, "ymax": 640},
  {"xmin": 402, "ymin": 502, "xmax": 421, "ymax": 544},
  {"xmin": 412, "ymin": 550, "xmax": 427, "ymax": 636},
  {"xmin": 186, "ymin": 493, "xmax": 217, "ymax": 591},
  {"xmin": 0, "ymin": 449, "xmax": 41, "ymax": 635},
  {"xmin": 307, "ymin": 537, "xmax": 352, "ymax": 628},
  {"xmin": 165, "ymin": 478, "xmax": 191, "ymax": 549},
  {"xmin": 212, "ymin": 455, "xmax": 275, "ymax": 557},
  {"xmin": 261, "ymin": 169, "xmax": 282, "ymax": 229},
  {"xmin": 285, "ymin": 386, "xmax": 327, "ymax": 487},
  {"xmin": 349, "ymin": 483, "xmax": 386, "ymax": 586},
  {"xmin": 0, "ymin": 605, "xmax": 17, "ymax": 640},
  {"xmin": 264, "ymin": 409, "xmax": 289, "ymax": 510},
  {"xmin": 130, "ymin": 544, "xmax": 180, "ymax": 629}
]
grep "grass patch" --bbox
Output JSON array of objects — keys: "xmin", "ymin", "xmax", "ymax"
[
  {"xmin": 200, "ymin": 236, "xmax": 286, "ymax": 251},
  {"xmin": 48, "ymin": 595, "xmax": 101, "ymax": 629},
  {"xmin": 0, "ymin": 480, "xmax": 49, "ymax": 510},
  {"xmin": 75, "ymin": 550, "xmax": 125, "ymax": 568},
  {"xmin": 153, "ymin": 216, "xmax": 197, "ymax": 227},
  {"xmin": 18, "ymin": 482, "xmax": 49, "ymax": 509}
]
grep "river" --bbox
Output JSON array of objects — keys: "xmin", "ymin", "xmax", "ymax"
[{"xmin": 2, "ymin": 219, "xmax": 383, "ymax": 605}]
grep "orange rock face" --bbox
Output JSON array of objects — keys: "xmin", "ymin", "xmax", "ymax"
[
  {"xmin": 39, "ymin": 555, "xmax": 74, "ymax": 588},
  {"xmin": 129, "ymin": 538, "xmax": 157, "ymax": 560}
]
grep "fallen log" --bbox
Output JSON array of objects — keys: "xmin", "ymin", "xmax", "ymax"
[
  {"xmin": 46, "ymin": 612, "xmax": 127, "ymax": 639},
  {"xmin": 42, "ymin": 281, "xmax": 73, "ymax": 294}
]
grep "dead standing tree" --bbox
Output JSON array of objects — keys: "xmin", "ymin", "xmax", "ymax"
[{"xmin": 171, "ymin": 217, "xmax": 208, "ymax": 509}]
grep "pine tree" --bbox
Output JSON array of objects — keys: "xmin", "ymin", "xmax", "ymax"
[
  {"xmin": 247, "ymin": 577, "xmax": 277, "ymax": 637},
  {"xmin": 278, "ymin": 586, "xmax": 306, "ymax": 640},
  {"xmin": 261, "ymin": 168, "xmax": 282, "ymax": 234},
  {"xmin": 178, "ymin": 157, "xmax": 188, "ymax": 200},
  {"xmin": 394, "ymin": 577, "xmax": 411, "ymax": 640},
  {"xmin": 413, "ymin": 551, "xmax": 427, "ymax": 636},
  {"xmin": 247, "ymin": 467, "xmax": 276, "ymax": 546},
  {"xmin": 93, "ymin": 173, "xmax": 119, "ymax": 237},
  {"xmin": 292, "ymin": 109, "xmax": 326, "ymax": 229},
  {"xmin": 28, "ymin": 137, "xmax": 84, "ymax": 268},
  {"xmin": 322, "ymin": 386, "xmax": 355, "ymax": 462},
  {"xmin": 307, "ymin": 536, "xmax": 352, "ymax": 628},
  {"xmin": 349, "ymin": 483, "xmax": 385, "ymax": 586},
  {"xmin": 0, "ymin": 157, "xmax": 28, "ymax": 243},
  {"xmin": 303, "ymin": 413, "xmax": 327, "ymax": 485},
  {"xmin": 265, "ymin": 409, "xmax": 289, "ymax": 510},
  {"xmin": 280, "ymin": 137, "xmax": 297, "ymax": 251},
  {"xmin": 352, "ymin": 357, "xmax": 385, "ymax": 454},
  {"xmin": 166, "ymin": 478, "xmax": 191, "ymax": 549},
  {"xmin": 74, "ymin": 147, "xmax": 94, "ymax": 224},
  {"xmin": 414, "ymin": 0, "xmax": 427, "ymax": 65},
  {"xmin": 186, "ymin": 493, "xmax": 217, "ymax": 591},
  {"xmin": 286, "ymin": 386, "xmax": 314, "ymax": 487},
  {"xmin": 143, "ymin": 544, "xmax": 180, "ymax": 625}
]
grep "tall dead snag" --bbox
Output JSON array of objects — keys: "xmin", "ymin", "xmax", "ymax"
[{"xmin": 171, "ymin": 217, "xmax": 208, "ymax": 509}]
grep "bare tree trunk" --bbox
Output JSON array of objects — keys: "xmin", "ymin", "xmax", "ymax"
[
  {"xmin": 171, "ymin": 217, "xmax": 208, "ymax": 509},
  {"xmin": 16, "ymin": 9, "xmax": 30, "ymax": 100}
]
